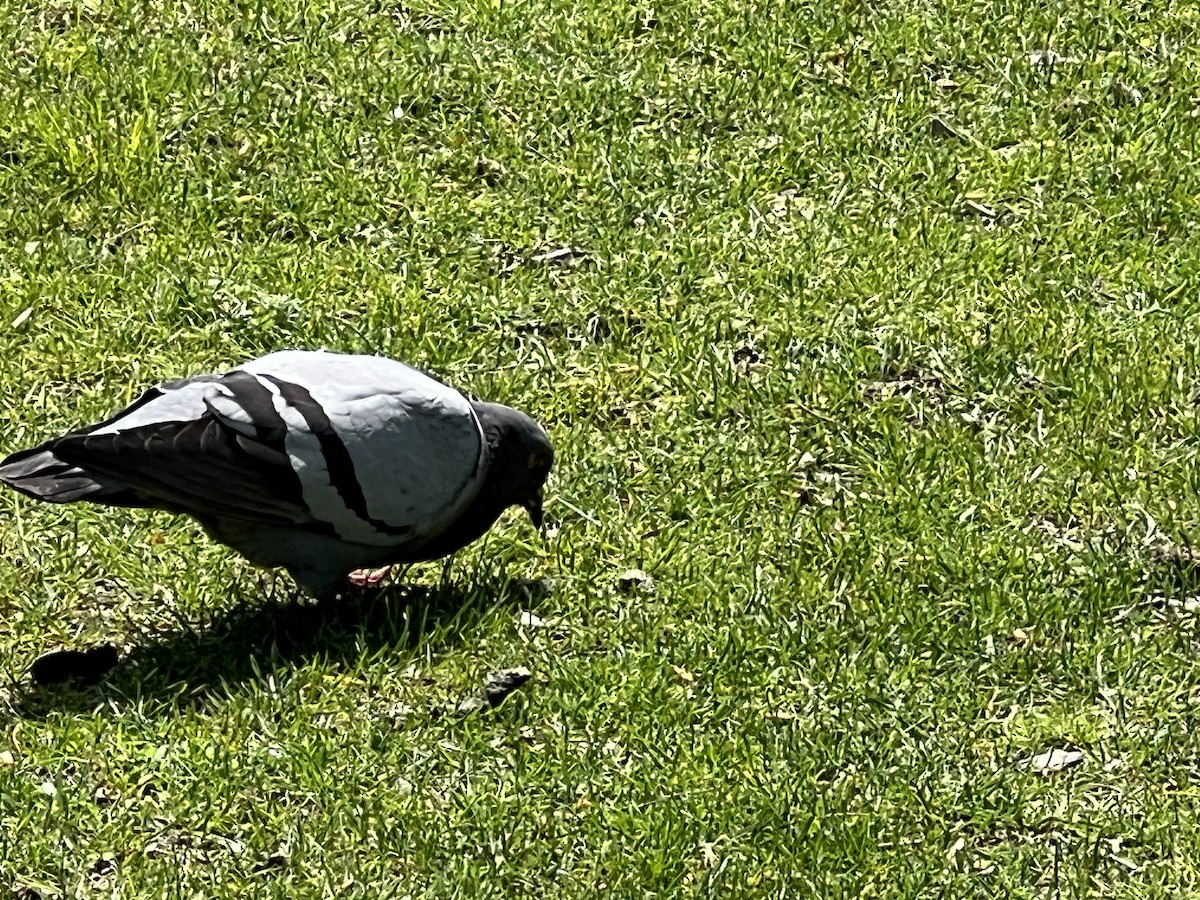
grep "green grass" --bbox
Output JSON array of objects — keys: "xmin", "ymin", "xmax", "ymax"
[{"xmin": 3, "ymin": 0, "xmax": 1200, "ymax": 895}]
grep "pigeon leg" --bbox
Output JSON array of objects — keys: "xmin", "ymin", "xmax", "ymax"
[{"xmin": 348, "ymin": 565, "xmax": 395, "ymax": 588}]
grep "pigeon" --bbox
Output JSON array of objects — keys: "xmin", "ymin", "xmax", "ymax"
[{"xmin": 0, "ymin": 350, "xmax": 553, "ymax": 597}]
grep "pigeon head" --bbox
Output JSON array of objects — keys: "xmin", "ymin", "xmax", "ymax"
[{"xmin": 472, "ymin": 402, "xmax": 554, "ymax": 528}]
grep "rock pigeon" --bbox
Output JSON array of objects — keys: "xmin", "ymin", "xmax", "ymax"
[{"xmin": 0, "ymin": 350, "xmax": 553, "ymax": 597}]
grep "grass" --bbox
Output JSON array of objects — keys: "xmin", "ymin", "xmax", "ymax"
[{"xmin": 2, "ymin": 0, "xmax": 1200, "ymax": 895}]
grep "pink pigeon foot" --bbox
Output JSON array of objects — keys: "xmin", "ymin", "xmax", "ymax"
[{"xmin": 348, "ymin": 565, "xmax": 394, "ymax": 588}]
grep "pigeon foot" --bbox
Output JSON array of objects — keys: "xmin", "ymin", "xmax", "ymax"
[{"xmin": 348, "ymin": 565, "xmax": 394, "ymax": 588}]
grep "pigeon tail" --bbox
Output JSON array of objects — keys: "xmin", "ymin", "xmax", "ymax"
[{"xmin": 0, "ymin": 445, "xmax": 131, "ymax": 504}]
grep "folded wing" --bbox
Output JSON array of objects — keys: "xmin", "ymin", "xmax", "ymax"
[{"xmin": 0, "ymin": 351, "xmax": 487, "ymax": 548}]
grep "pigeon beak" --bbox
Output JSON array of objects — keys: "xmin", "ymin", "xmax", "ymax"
[{"xmin": 523, "ymin": 488, "xmax": 545, "ymax": 530}]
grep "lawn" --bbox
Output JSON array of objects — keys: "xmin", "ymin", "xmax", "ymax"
[{"xmin": 3, "ymin": 0, "xmax": 1200, "ymax": 895}]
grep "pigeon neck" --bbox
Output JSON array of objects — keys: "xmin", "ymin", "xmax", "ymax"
[{"xmin": 473, "ymin": 424, "xmax": 510, "ymax": 510}]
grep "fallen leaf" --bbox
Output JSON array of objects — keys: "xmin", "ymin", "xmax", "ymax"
[
  {"xmin": 0, "ymin": 750, "xmax": 14, "ymax": 766},
  {"xmin": 671, "ymin": 664, "xmax": 695, "ymax": 684},
  {"xmin": 11, "ymin": 306, "xmax": 32, "ymax": 329},
  {"xmin": 530, "ymin": 245, "xmax": 591, "ymax": 267},
  {"xmin": 964, "ymin": 199, "xmax": 997, "ymax": 218},
  {"xmin": 1112, "ymin": 854, "xmax": 1139, "ymax": 872},
  {"xmin": 456, "ymin": 695, "xmax": 488, "ymax": 716},
  {"xmin": 253, "ymin": 841, "xmax": 290, "ymax": 873},
  {"xmin": 13, "ymin": 883, "xmax": 59, "ymax": 900},
  {"xmin": 946, "ymin": 836, "xmax": 966, "ymax": 864},
  {"xmin": 210, "ymin": 834, "xmax": 245, "ymax": 855},
  {"xmin": 1022, "ymin": 747, "xmax": 1084, "ymax": 774},
  {"xmin": 585, "ymin": 311, "xmax": 612, "ymax": 341},
  {"xmin": 770, "ymin": 188, "xmax": 817, "ymax": 220},
  {"xmin": 518, "ymin": 611, "xmax": 546, "ymax": 629},
  {"xmin": 474, "ymin": 156, "xmax": 506, "ymax": 184},
  {"xmin": 484, "ymin": 667, "xmax": 532, "ymax": 706},
  {"xmin": 930, "ymin": 117, "xmax": 961, "ymax": 140},
  {"xmin": 518, "ymin": 577, "xmax": 555, "ymax": 601},
  {"xmin": 1113, "ymin": 81, "xmax": 1143, "ymax": 107},
  {"xmin": 1028, "ymin": 49, "xmax": 1075, "ymax": 67},
  {"xmin": 88, "ymin": 855, "xmax": 117, "ymax": 879},
  {"xmin": 824, "ymin": 46, "xmax": 848, "ymax": 65},
  {"xmin": 617, "ymin": 568, "xmax": 655, "ymax": 594}
]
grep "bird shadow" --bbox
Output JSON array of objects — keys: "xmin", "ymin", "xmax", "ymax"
[{"xmin": 11, "ymin": 576, "xmax": 539, "ymax": 718}]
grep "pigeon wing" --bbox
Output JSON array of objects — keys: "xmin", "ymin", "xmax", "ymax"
[
  {"xmin": 2, "ymin": 351, "xmax": 489, "ymax": 547},
  {"xmin": 37, "ymin": 370, "xmax": 326, "ymax": 530},
  {"xmin": 239, "ymin": 351, "xmax": 487, "ymax": 546}
]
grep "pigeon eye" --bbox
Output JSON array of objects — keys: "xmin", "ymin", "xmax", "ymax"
[{"xmin": 529, "ymin": 453, "xmax": 548, "ymax": 471}]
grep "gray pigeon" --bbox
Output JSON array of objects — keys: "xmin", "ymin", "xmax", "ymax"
[{"xmin": 0, "ymin": 350, "xmax": 553, "ymax": 597}]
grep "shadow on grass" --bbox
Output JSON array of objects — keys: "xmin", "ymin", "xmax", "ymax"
[{"xmin": 14, "ymin": 577, "xmax": 536, "ymax": 717}]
